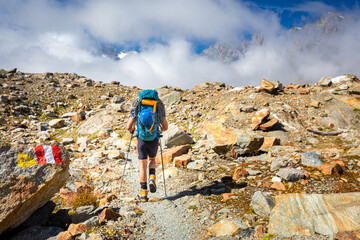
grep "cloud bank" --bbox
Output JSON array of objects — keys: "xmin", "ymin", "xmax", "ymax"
[{"xmin": 0, "ymin": 0, "xmax": 359, "ymax": 89}]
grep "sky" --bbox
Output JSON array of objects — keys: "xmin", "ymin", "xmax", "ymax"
[{"xmin": 0, "ymin": 0, "xmax": 359, "ymax": 89}]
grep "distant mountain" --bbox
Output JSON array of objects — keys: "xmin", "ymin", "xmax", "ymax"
[
  {"xmin": 201, "ymin": 12, "xmax": 348, "ymax": 63},
  {"xmin": 100, "ymin": 44, "xmax": 138, "ymax": 61},
  {"xmin": 200, "ymin": 34, "xmax": 263, "ymax": 63}
]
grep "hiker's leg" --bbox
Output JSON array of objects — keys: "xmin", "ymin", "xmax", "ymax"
[
  {"xmin": 137, "ymin": 139, "xmax": 149, "ymax": 191},
  {"xmin": 148, "ymin": 157, "xmax": 156, "ymax": 170},
  {"xmin": 139, "ymin": 159, "xmax": 148, "ymax": 183},
  {"xmin": 148, "ymin": 139, "xmax": 158, "ymax": 176}
]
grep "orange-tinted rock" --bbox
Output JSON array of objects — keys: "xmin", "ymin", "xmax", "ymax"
[
  {"xmin": 260, "ymin": 78, "xmax": 276, "ymax": 93},
  {"xmin": 232, "ymin": 167, "xmax": 249, "ymax": 181},
  {"xmin": 252, "ymin": 109, "xmax": 270, "ymax": 130},
  {"xmin": 71, "ymin": 111, "xmax": 86, "ymax": 123},
  {"xmin": 222, "ymin": 193, "xmax": 234, "ymax": 201},
  {"xmin": 75, "ymin": 181, "xmax": 92, "ymax": 194},
  {"xmin": 201, "ymin": 120, "xmax": 239, "ymax": 154},
  {"xmin": 317, "ymin": 163, "xmax": 343, "ymax": 175},
  {"xmin": 301, "ymin": 180, "xmax": 309, "ymax": 185},
  {"xmin": 155, "ymin": 145, "xmax": 191, "ymax": 164},
  {"xmin": 57, "ymin": 231, "xmax": 73, "ymax": 240},
  {"xmin": 261, "ymin": 137, "xmax": 280, "ymax": 148},
  {"xmin": 299, "ymin": 88, "xmax": 310, "ymax": 95},
  {"xmin": 99, "ymin": 194, "xmax": 117, "ymax": 206},
  {"xmin": 99, "ymin": 208, "xmax": 122, "ymax": 224},
  {"xmin": 343, "ymin": 98, "xmax": 360, "ymax": 109},
  {"xmin": 68, "ymin": 223, "xmax": 89, "ymax": 236},
  {"xmin": 335, "ymin": 230, "xmax": 360, "ymax": 240},
  {"xmin": 255, "ymin": 225, "xmax": 265, "ymax": 239},
  {"xmin": 271, "ymin": 182, "xmax": 286, "ymax": 191},
  {"xmin": 173, "ymin": 155, "xmax": 191, "ymax": 167},
  {"xmin": 60, "ymin": 189, "xmax": 76, "ymax": 200},
  {"xmin": 263, "ymin": 182, "xmax": 272, "ymax": 188},
  {"xmin": 259, "ymin": 118, "xmax": 279, "ymax": 131}
]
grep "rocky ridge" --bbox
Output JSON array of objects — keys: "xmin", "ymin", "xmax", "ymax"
[{"xmin": 0, "ymin": 68, "xmax": 360, "ymax": 239}]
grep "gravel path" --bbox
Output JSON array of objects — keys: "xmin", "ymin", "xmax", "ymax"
[{"xmin": 121, "ymin": 152, "xmax": 199, "ymax": 240}]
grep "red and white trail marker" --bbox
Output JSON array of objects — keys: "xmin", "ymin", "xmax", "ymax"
[{"xmin": 34, "ymin": 145, "xmax": 63, "ymax": 165}]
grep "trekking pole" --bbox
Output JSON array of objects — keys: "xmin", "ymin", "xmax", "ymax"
[
  {"xmin": 119, "ymin": 132, "xmax": 134, "ymax": 198},
  {"xmin": 159, "ymin": 138, "xmax": 167, "ymax": 197}
]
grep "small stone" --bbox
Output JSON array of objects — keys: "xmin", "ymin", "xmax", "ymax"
[
  {"xmin": 208, "ymin": 219, "xmax": 248, "ymax": 237},
  {"xmin": 310, "ymin": 101, "xmax": 321, "ymax": 108},
  {"xmin": 271, "ymin": 181, "xmax": 286, "ymax": 190},
  {"xmin": 299, "ymin": 88, "xmax": 310, "ymax": 95},
  {"xmin": 271, "ymin": 176, "xmax": 282, "ymax": 182},
  {"xmin": 49, "ymin": 119, "xmax": 65, "ymax": 128},
  {"xmin": 252, "ymin": 109, "xmax": 270, "ymax": 130},
  {"xmin": 99, "ymin": 208, "xmax": 122, "ymax": 224},
  {"xmin": 277, "ymin": 168, "xmax": 305, "ymax": 181},
  {"xmin": 222, "ymin": 193, "xmax": 234, "ymax": 201},
  {"xmin": 261, "ymin": 137, "xmax": 280, "ymax": 148},
  {"xmin": 68, "ymin": 223, "xmax": 90, "ymax": 236},
  {"xmin": 232, "ymin": 167, "xmax": 249, "ymax": 181},
  {"xmin": 259, "ymin": 118, "xmax": 278, "ymax": 131},
  {"xmin": 187, "ymin": 160, "xmax": 207, "ymax": 170},
  {"xmin": 255, "ymin": 225, "xmax": 265, "ymax": 239},
  {"xmin": 317, "ymin": 163, "xmax": 343, "ymax": 175},
  {"xmin": 112, "ymin": 95, "xmax": 125, "ymax": 104}
]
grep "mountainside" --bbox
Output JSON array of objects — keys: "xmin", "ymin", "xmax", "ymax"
[
  {"xmin": 0, "ymin": 68, "xmax": 360, "ymax": 239},
  {"xmin": 201, "ymin": 12, "xmax": 348, "ymax": 63}
]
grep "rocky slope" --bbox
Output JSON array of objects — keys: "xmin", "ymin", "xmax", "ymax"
[{"xmin": 0, "ymin": 68, "xmax": 360, "ymax": 239}]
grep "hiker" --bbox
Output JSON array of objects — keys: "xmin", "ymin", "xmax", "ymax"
[{"xmin": 126, "ymin": 89, "xmax": 168, "ymax": 202}]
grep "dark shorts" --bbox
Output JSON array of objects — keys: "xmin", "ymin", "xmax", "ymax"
[{"xmin": 137, "ymin": 138, "xmax": 159, "ymax": 159}]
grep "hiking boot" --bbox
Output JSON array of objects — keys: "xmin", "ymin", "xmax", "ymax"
[
  {"xmin": 138, "ymin": 189, "xmax": 148, "ymax": 202},
  {"xmin": 149, "ymin": 175, "xmax": 157, "ymax": 193}
]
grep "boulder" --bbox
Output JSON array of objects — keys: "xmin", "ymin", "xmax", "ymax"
[
  {"xmin": 0, "ymin": 144, "xmax": 70, "ymax": 234},
  {"xmin": 301, "ymin": 152, "xmax": 323, "ymax": 167},
  {"xmin": 205, "ymin": 120, "xmax": 264, "ymax": 155},
  {"xmin": 161, "ymin": 124, "xmax": 194, "ymax": 148},
  {"xmin": 251, "ymin": 191, "xmax": 275, "ymax": 217},
  {"xmin": 161, "ymin": 91, "xmax": 181, "ymax": 105},
  {"xmin": 269, "ymin": 193, "xmax": 360, "ymax": 238},
  {"xmin": 77, "ymin": 110, "xmax": 119, "ymax": 135},
  {"xmin": 155, "ymin": 144, "xmax": 191, "ymax": 164},
  {"xmin": 260, "ymin": 78, "xmax": 276, "ymax": 93}
]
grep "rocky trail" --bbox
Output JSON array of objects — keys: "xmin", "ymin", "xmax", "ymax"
[
  {"xmin": 1, "ymin": 68, "xmax": 360, "ymax": 239},
  {"xmin": 122, "ymin": 152, "xmax": 198, "ymax": 240}
]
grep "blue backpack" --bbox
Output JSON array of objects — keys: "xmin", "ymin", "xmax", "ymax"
[{"xmin": 137, "ymin": 90, "xmax": 160, "ymax": 141}]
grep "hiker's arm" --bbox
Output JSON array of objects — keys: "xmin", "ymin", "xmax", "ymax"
[
  {"xmin": 126, "ymin": 117, "xmax": 136, "ymax": 133},
  {"xmin": 162, "ymin": 117, "xmax": 168, "ymax": 131}
]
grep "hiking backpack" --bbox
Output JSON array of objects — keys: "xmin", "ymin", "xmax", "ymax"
[{"xmin": 137, "ymin": 89, "xmax": 160, "ymax": 141}]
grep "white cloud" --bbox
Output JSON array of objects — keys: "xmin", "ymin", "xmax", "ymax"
[{"xmin": 0, "ymin": 0, "xmax": 359, "ymax": 89}]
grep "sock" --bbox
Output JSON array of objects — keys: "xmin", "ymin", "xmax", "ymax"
[
  {"xmin": 140, "ymin": 182, "xmax": 147, "ymax": 190},
  {"xmin": 149, "ymin": 168, "xmax": 156, "ymax": 176}
]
